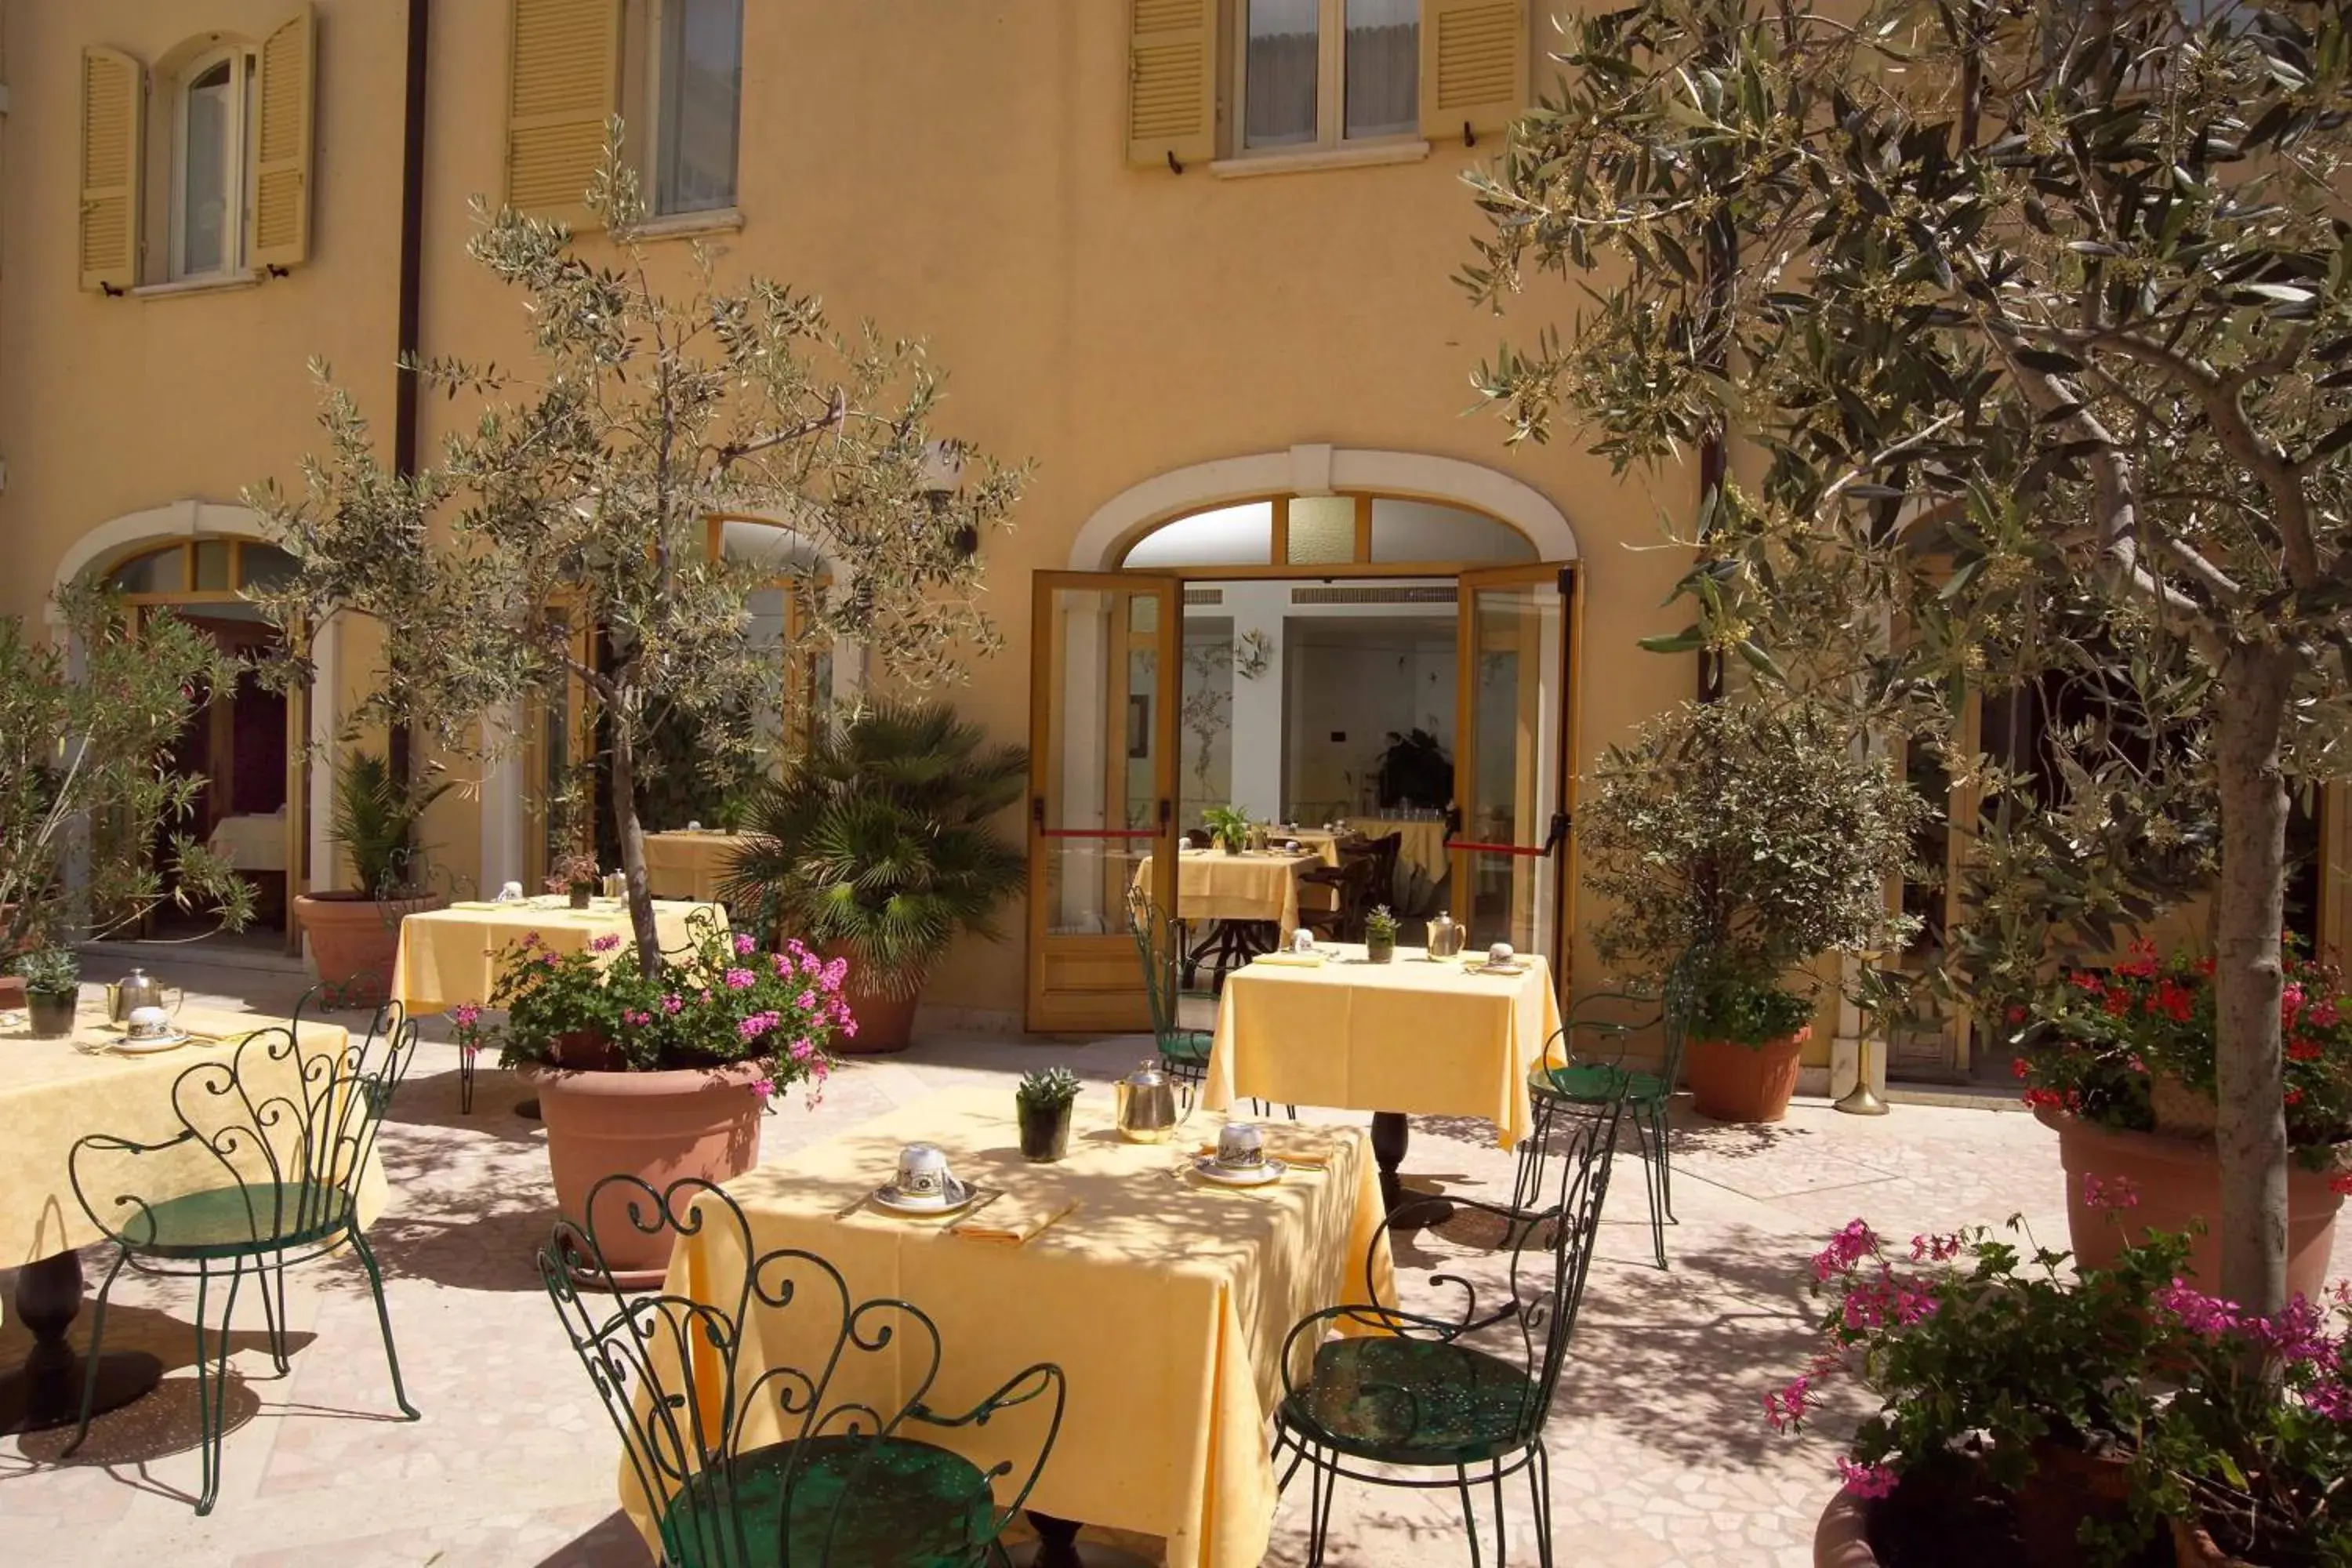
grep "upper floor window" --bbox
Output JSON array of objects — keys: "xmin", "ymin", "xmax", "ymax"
[
  {"xmin": 173, "ymin": 50, "xmax": 253, "ymax": 279},
  {"xmin": 652, "ymin": 0, "xmax": 742, "ymax": 216},
  {"xmin": 1124, "ymin": 0, "xmax": 1526, "ymax": 173},
  {"xmin": 1243, "ymin": 0, "xmax": 1419, "ymax": 152}
]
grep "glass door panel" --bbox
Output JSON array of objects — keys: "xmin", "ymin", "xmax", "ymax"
[
  {"xmin": 1450, "ymin": 565, "xmax": 1574, "ymax": 984},
  {"xmin": 1026, "ymin": 573, "xmax": 1180, "ymax": 1032}
]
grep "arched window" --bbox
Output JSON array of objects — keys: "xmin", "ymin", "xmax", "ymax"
[
  {"xmin": 171, "ymin": 47, "xmax": 256, "ymax": 281},
  {"xmin": 106, "ymin": 539, "xmax": 297, "ymax": 598},
  {"xmin": 1118, "ymin": 495, "xmax": 1537, "ymax": 570}
]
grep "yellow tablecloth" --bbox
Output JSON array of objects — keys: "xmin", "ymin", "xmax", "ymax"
[
  {"xmin": 1132, "ymin": 849, "xmax": 1316, "ymax": 939},
  {"xmin": 0, "ymin": 1000, "xmax": 389, "ymax": 1270},
  {"xmin": 1277, "ymin": 829, "xmax": 1345, "ymax": 867},
  {"xmin": 639, "ymin": 830, "xmax": 745, "ymax": 902},
  {"xmin": 1205, "ymin": 946, "xmax": 1563, "ymax": 1149},
  {"xmin": 1351, "ymin": 817, "xmax": 1451, "ymax": 883},
  {"xmin": 619, "ymin": 1087, "xmax": 1392, "ymax": 1568},
  {"xmin": 390, "ymin": 898, "xmax": 727, "ymax": 1013}
]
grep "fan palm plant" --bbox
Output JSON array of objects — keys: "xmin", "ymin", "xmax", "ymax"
[{"xmin": 724, "ymin": 704, "xmax": 1025, "ymax": 1048}]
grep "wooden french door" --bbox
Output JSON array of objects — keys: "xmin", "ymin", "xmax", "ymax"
[
  {"xmin": 1449, "ymin": 564, "xmax": 1577, "ymax": 991},
  {"xmin": 1025, "ymin": 572, "xmax": 1183, "ymax": 1032}
]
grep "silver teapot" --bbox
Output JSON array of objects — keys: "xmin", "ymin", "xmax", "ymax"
[
  {"xmin": 105, "ymin": 967, "xmax": 182, "ymax": 1024},
  {"xmin": 1113, "ymin": 1060, "xmax": 1184, "ymax": 1144},
  {"xmin": 1426, "ymin": 913, "xmax": 1466, "ymax": 960}
]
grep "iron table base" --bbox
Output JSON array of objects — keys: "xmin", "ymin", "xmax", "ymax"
[
  {"xmin": 0, "ymin": 1251, "xmax": 162, "ymax": 1436},
  {"xmin": 1012, "ymin": 1513, "xmax": 1155, "ymax": 1568},
  {"xmin": 1369, "ymin": 1111, "xmax": 1454, "ymax": 1230}
]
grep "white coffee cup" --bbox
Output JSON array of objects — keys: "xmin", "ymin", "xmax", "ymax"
[
  {"xmin": 686, "ymin": 820, "xmax": 702, "ymax": 832},
  {"xmin": 1290, "ymin": 927, "xmax": 1317, "ymax": 954},
  {"xmin": 127, "ymin": 1005, "xmax": 173, "ymax": 1039},
  {"xmin": 1488, "ymin": 942, "xmax": 1515, "ymax": 966},
  {"xmin": 1216, "ymin": 1122, "xmax": 1267, "ymax": 1169},
  {"xmin": 893, "ymin": 1143, "xmax": 954, "ymax": 1200},
  {"xmin": 496, "ymin": 880, "xmax": 524, "ymax": 902}
]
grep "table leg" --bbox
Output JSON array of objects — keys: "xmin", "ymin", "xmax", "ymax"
[
  {"xmin": 0, "ymin": 1251, "xmax": 162, "ymax": 1436},
  {"xmin": 1011, "ymin": 1513, "xmax": 1154, "ymax": 1568},
  {"xmin": 1370, "ymin": 1112, "xmax": 1454, "ymax": 1231}
]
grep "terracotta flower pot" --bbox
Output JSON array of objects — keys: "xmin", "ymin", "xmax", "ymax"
[
  {"xmin": 1813, "ymin": 1487, "xmax": 1877, "ymax": 1568},
  {"xmin": 1686, "ymin": 1026, "xmax": 1811, "ymax": 1123},
  {"xmin": 2170, "ymin": 1515, "xmax": 2251, "ymax": 1568},
  {"xmin": 2038, "ymin": 1106, "xmax": 2347, "ymax": 1301},
  {"xmin": 825, "ymin": 944, "xmax": 920, "ymax": 1055},
  {"xmin": 296, "ymin": 891, "xmax": 445, "ymax": 1007},
  {"xmin": 2016, "ymin": 1438, "xmax": 2133, "ymax": 1568},
  {"xmin": 522, "ymin": 1059, "xmax": 768, "ymax": 1290},
  {"xmin": 0, "ymin": 975, "xmax": 24, "ymax": 1012}
]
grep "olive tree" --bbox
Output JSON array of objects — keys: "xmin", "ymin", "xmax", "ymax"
[
  {"xmin": 252, "ymin": 134, "xmax": 1024, "ymax": 974},
  {"xmin": 1465, "ymin": 0, "xmax": 2352, "ymax": 1310}
]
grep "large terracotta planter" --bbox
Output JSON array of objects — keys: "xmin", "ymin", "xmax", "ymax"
[
  {"xmin": 2170, "ymin": 1516, "xmax": 2251, "ymax": 1568},
  {"xmin": 523, "ymin": 1060, "xmax": 768, "ymax": 1290},
  {"xmin": 2039, "ymin": 1106, "xmax": 2347, "ymax": 1301},
  {"xmin": 825, "ymin": 944, "xmax": 920, "ymax": 1055},
  {"xmin": 296, "ymin": 891, "xmax": 444, "ymax": 1006},
  {"xmin": 2016, "ymin": 1438, "xmax": 2133, "ymax": 1568},
  {"xmin": 1814, "ymin": 1488, "xmax": 1877, "ymax": 1568},
  {"xmin": 1686, "ymin": 1026, "xmax": 1811, "ymax": 1123}
]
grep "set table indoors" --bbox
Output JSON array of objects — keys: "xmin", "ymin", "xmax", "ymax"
[
  {"xmin": 620, "ymin": 1085, "xmax": 1392, "ymax": 1568},
  {"xmin": 1204, "ymin": 942, "xmax": 1562, "ymax": 1218},
  {"xmin": 0, "ymin": 1001, "xmax": 386, "ymax": 1433}
]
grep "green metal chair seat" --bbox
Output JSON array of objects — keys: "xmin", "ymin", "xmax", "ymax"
[
  {"xmin": 1531, "ymin": 1059, "xmax": 1671, "ymax": 1108},
  {"xmin": 116, "ymin": 1182, "xmax": 354, "ymax": 1259},
  {"xmin": 1282, "ymin": 1336, "xmax": 1537, "ymax": 1466},
  {"xmin": 659, "ymin": 1435, "xmax": 996, "ymax": 1568},
  {"xmin": 1160, "ymin": 1029, "xmax": 1212, "ymax": 1066}
]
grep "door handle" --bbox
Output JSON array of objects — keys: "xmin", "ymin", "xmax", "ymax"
[
  {"xmin": 1158, "ymin": 798, "xmax": 1171, "ymax": 828},
  {"xmin": 1031, "ymin": 797, "xmax": 1045, "ymax": 829}
]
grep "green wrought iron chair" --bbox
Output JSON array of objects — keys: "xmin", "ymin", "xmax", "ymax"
[
  {"xmin": 65, "ymin": 989, "xmax": 421, "ymax": 1513},
  {"xmin": 1271, "ymin": 1080, "xmax": 1627, "ymax": 1567},
  {"xmin": 1514, "ymin": 959, "xmax": 1696, "ymax": 1271},
  {"xmin": 1127, "ymin": 887, "xmax": 1290, "ymax": 1119},
  {"xmin": 540, "ymin": 1174, "xmax": 1066, "ymax": 1567}
]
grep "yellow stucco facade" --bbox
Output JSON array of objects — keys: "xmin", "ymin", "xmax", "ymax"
[{"xmin": 0, "ymin": 1, "xmax": 1784, "ymax": 1044}]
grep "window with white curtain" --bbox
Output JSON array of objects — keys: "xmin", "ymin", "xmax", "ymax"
[
  {"xmin": 172, "ymin": 49, "xmax": 254, "ymax": 279},
  {"xmin": 1242, "ymin": 0, "xmax": 1419, "ymax": 154},
  {"xmin": 654, "ymin": 0, "xmax": 744, "ymax": 216}
]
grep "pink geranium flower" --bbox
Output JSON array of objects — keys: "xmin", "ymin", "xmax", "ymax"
[
  {"xmin": 1837, "ymin": 1458, "xmax": 1898, "ymax": 1499},
  {"xmin": 724, "ymin": 968, "xmax": 756, "ymax": 990},
  {"xmin": 734, "ymin": 932, "xmax": 757, "ymax": 956},
  {"xmin": 590, "ymin": 933, "xmax": 621, "ymax": 953}
]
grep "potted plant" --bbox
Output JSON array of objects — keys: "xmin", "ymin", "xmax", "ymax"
[
  {"xmin": 1578, "ymin": 699, "xmax": 1926, "ymax": 1123},
  {"xmin": 485, "ymin": 915, "xmax": 843, "ymax": 1287},
  {"xmin": 1363, "ymin": 905, "xmax": 1399, "ymax": 964},
  {"xmin": 2012, "ymin": 941, "xmax": 2352, "ymax": 1303},
  {"xmin": 1773, "ymin": 1192, "xmax": 2189, "ymax": 1568},
  {"xmin": 547, "ymin": 849, "xmax": 600, "ymax": 911},
  {"xmin": 1016, "ymin": 1067, "xmax": 1081, "ymax": 1162},
  {"xmin": 1201, "ymin": 804, "xmax": 1252, "ymax": 855},
  {"xmin": 1374, "ymin": 728, "xmax": 1451, "ymax": 811},
  {"xmin": 15, "ymin": 948, "xmax": 82, "ymax": 1039},
  {"xmin": 724, "ymin": 703, "xmax": 1026, "ymax": 1056},
  {"xmin": 293, "ymin": 750, "xmax": 452, "ymax": 1006}
]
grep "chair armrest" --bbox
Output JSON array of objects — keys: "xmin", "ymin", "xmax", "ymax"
[
  {"xmin": 67, "ymin": 1127, "xmax": 201, "ymax": 1248},
  {"xmin": 915, "ymin": 1360, "xmax": 1068, "ymax": 1547}
]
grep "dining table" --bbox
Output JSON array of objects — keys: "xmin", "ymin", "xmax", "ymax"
[
  {"xmin": 1128, "ymin": 847, "xmax": 1320, "ymax": 944},
  {"xmin": 619, "ymin": 1084, "xmax": 1392, "ymax": 1568},
  {"xmin": 0, "ymin": 998, "xmax": 386, "ymax": 1434},
  {"xmin": 637, "ymin": 829, "xmax": 745, "ymax": 902},
  {"xmin": 387, "ymin": 895, "xmax": 728, "ymax": 1014},
  {"xmin": 1203, "ymin": 943, "xmax": 1563, "ymax": 1220},
  {"xmin": 1345, "ymin": 816, "xmax": 1453, "ymax": 884}
]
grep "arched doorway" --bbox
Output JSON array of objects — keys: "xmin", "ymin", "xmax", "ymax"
[
  {"xmin": 77, "ymin": 527, "xmax": 312, "ymax": 951},
  {"xmin": 1027, "ymin": 450, "xmax": 1581, "ymax": 1032}
]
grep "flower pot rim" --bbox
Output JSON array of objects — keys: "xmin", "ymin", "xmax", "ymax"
[
  {"xmin": 1813, "ymin": 1486, "xmax": 1877, "ymax": 1568},
  {"xmin": 2035, "ymin": 1104, "xmax": 2352, "ymax": 1181},
  {"xmin": 517, "ymin": 1059, "xmax": 773, "ymax": 1094},
  {"xmin": 1693, "ymin": 1023, "xmax": 1813, "ymax": 1053}
]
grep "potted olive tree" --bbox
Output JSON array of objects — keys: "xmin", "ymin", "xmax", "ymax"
[
  {"xmin": 292, "ymin": 750, "xmax": 452, "ymax": 1005},
  {"xmin": 725, "ymin": 703, "xmax": 1026, "ymax": 1054},
  {"xmin": 1580, "ymin": 699, "xmax": 1926, "ymax": 1123}
]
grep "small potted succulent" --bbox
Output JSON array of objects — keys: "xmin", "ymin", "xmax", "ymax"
[
  {"xmin": 16, "ymin": 947, "xmax": 82, "ymax": 1039},
  {"xmin": 548, "ymin": 849, "xmax": 600, "ymax": 911},
  {"xmin": 1201, "ymin": 804, "xmax": 1252, "ymax": 855},
  {"xmin": 1016, "ymin": 1066, "xmax": 1082, "ymax": 1162},
  {"xmin": 1363, "ymin": 906, "xmax": 1399, "ymax": 965}
]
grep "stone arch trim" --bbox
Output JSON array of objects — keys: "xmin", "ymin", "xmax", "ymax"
[
  {"xmin": 1067, "ymin": 445, "xmax": 1581, "ymax": 570},
  {"xmin": 49, "ymin": 499, "xmax": 273, "ymax": 613}
]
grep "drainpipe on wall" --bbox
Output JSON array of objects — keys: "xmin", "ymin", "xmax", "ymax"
[{"xmin": 387, "ymin": 0, "xmax": 430, "ymax": 788}]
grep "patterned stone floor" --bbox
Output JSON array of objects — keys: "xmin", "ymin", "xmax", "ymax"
[{"xmin": 3, "ymin": 954, "xmax": 2346, "ymax": 1567}]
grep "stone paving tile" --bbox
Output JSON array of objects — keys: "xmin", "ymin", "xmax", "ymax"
[{"xmin": 2, "ymin": 953, "xmax": 2346, "ymax": 1566}]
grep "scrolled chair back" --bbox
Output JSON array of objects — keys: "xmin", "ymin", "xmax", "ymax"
[
  {"xmin": 1124, "ymin": 886, "xmax": 1184, "ymax": 1039},
  {"xmin": 70, "ymin": 985, "xmax": 417, "ymax": 1258},
  {"xmin": 540, "ymin": 1174, "xmax": 1065, "ymax": 1568}
]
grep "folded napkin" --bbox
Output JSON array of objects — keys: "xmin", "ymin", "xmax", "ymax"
[
  {"xmin": 1194, "ymin": 1134, "xmax": 1338, "ymax": 1169},
  {"xmin": 950, "ymin": 1195, "xmax": 1080, "ymax": 1246},
  {"xmin": 1253, "ymin": 951, "xmax": 1327, "ymax": 968},
  {"xmin": 450, "ymin": 900, "xmax": 504, "ymax": 911}
]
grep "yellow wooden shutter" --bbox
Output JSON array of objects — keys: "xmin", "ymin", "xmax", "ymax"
[
  {"xmin": 78, "ymin": 45, "xmax": 144, "ymax": 292},
  {"xmin": 1127, "ymin": 0, "xmax": 1215, "ymax": 169},
  {"xmin": 1420, "ymin": 0, "xmax": 1528, "ymax": 143},
  {"xmin": 505, "ymin": 0, "xmax": 620, "ymax": 227},
  {"xmin": 251, "ymin": 5, "xmax": 317, "ymax": 270}
]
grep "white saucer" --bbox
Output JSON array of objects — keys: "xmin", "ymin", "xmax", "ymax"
[
  {"xmin": 869, "ymin": 1179, "xmax": 977, "ymax": 1217},
  {"xmin": 1191, "ymin": 1156, "xmax": 1287, "ymax": 1188},
  {"xmin": 1466, "ymin": 961, "xmax": 1526, "ymax": 977},
  {"xmin": 113, "ymin": 1030, "xmax": 192, "ymax": 1054}
]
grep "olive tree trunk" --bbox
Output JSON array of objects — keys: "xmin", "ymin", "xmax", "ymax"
[
  {"xmin": 2212, "ymin": 644, "xmax": 2295, "ymax": 1316},
  {"xmin": 604, "ymin": 718, "xmax": 664, "ymax": 980}
]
